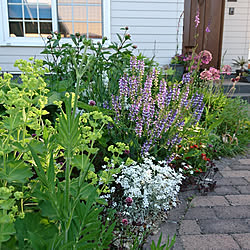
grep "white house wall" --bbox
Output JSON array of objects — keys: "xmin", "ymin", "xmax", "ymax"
[
  {"xmin": 111, "ymin": 0, "xmax": 184, "ymax": 66},
  {"xmin": 221, "ymin": 0, "xmax": 250, "ymax": 71},
  {"xmin": 0, "ymin": 0, "xmax": 184, "ymax": 72}
]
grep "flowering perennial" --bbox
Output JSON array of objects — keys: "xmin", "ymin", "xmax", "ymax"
[
  {"xmin": 115, "ymin": 155, "xmax": 184, "ymax": 223},
  {"xmin": 110, "ymin": 57, "xmax": 205, "ymax": 156}
]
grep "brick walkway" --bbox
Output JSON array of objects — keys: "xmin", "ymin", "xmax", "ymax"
[{"xmin": 145, "ymin": 151, "xmax": 250, "ymax": 250}]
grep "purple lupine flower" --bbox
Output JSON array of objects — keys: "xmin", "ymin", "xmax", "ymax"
[
  {"xmin": 182, "ymin": 72, "xmax": 191, "ymax": 84},
  {"xmin": 130, "ymin": 57, "xmax": 137, "ymax": 69},
  {"xmin": 119, "ymin": 76, "xmax": 128, "ymax": 98}
]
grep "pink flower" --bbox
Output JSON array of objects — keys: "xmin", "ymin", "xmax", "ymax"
[
  {"xmin": 199, "ymin": 50, "xmax": 212, "ymax": 65},
  {"xmin": 122, "ymin": 219, "xmax": 128, "ymax": 225},
  {"xmin": 125, "ymin": 197, "xmax": 133, "ymax": 206},
  {"xmin": 200, "ymin": 70, "xmax": 212, "ymax": 81},
  {"xmin": 209, "ymin": 67, "xmax": 220, "ymax": 80},
  {"xmin": 195, "ymin": 9, "xmax": 200, "ymax": 28},
  {"xmin": 221, "ymin": 65, "xmax": 232, "ymax": 75},
  {"xmin": 88, "ymin": 100, "xmax": 96, "ymax": 106},
  {"xmin": 205, "ymin": 26, "xmax": 211, "ymax": 33}
]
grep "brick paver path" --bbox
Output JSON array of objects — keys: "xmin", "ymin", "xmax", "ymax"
[{"xmin": 145, "ymin": 152, "xmax": 250, "ymax": 250}]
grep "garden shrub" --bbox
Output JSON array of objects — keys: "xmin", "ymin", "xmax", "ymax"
[{"xmin": 42, "ymin": 29, "xmax": 158, "ymax": 106}]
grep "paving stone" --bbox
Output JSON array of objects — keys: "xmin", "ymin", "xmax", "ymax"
[
  {"xmin": 226, "ymin": 195, "xmax": 250, "ymax": 206},
  {"xmin": 214, "ymin": 185, "xmax": 240, "ymax": 195},
  {"xmin": 181, "ymin": 234, "xmax": 240, "ymax": 250},
  {"xmin": 230, "ymin": 164, "xmax": 250, "ymax": 170},
  {"xmin": 222, "ymin": 166, "xmax": 232, "ymax": 171},
  {"xmin": 199, "ymin": 219, "xmax": 250, "ymax": 234},
  {"xmin": 236, "ymin": 185, "xmax": 250, "ymax": 194},
  {"xmin": 216, "ymin": 177, "xmax": 248, "ymax": 186},
  {"xmin": 214, "ymin": 206, "xmax": 250, "ymax": 219},
  {"xmin": 245, "ymin": 177, "xmax": 250, "ymax": 183},
  {"xmin": 232, "ymin": 233, "xmax": 250, "ymax": 249},
  {"xmin": 220, "ymin": 170, "xmax": 250, "ymax": 178},
  {"xmin": 239, "ymin": 159, "xmax": 250, "ymax": 165},
  {"xmin": 191, "ymin": 196, "xmax": 229, "ymax": 207},
  {"xmin": 184, "ymin": 207, "xmax": 216, "ymax": 220},
  {"xmin": 144, "ymin": 221, "xmax": 178, "ymax": 249},
  {"xmin": 179, "ymin": 220, "xmax": 201, "ymax": 235}
]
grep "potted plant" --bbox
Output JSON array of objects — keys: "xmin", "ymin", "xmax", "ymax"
[
  {"xmin": 232, "ymin": 56, "xmax": 248, "ymax": 76},
  {"xmin": 169, "ymin": 54, "xmax": 186, "ymax": 80}
]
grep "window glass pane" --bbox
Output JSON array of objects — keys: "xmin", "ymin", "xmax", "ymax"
[
  {"xmin": 72, "ymin": 0, "xmax": 87, "ymax": 3},
  {"xmin": 58, "ymin": 6, "xmax": 72, "ymax": 20},
  {"xmin": 38, "ymin": 0, "xmax": 51, "ymax": 4},
  {"xmin": 8, "ymin": 0, "xmax": 22, "ymax": 3},
  {"xmin": 74, "ymin": 22, "xmax": 87, "ymax": 36},
  {"xmin": 8, "ymin": 5, "xmax": 23, "ymax": 19},
  {"xmin": 40, "ymin": 22, "xmax": 52, "ymax": 36},
  {"xmin": 73, "ymin": 6, "xmax": 86, "ymax": 21},
  {"xmin": 88, "ymin": 0, "xmax": 101, "ymax": 3},
  {"xmin": 9, "ymin": 21, "xmax": 24, "ymax": 37},
  {"xmin": 88, "ymin": 6, "xmax": 101, "ymax": 21},
  {"xmin": 24, "ymin": 5, "xmax": 38, "ymax": 20},
  {"xmin": 59, "ymin": 22, "xmax": 73, "ymax": 37},
  {"xmin": 88, "ymin": 23, "xmax": 102, "ymax": 38},
  {"xmin": 58, "ymin": 0, "xmax": 71, "ymax": 4},
  {"xmin": 25, "ymin": 22, "xmax": 39, "ymax": 37},
  {"xmin": 39, "ymin": 5, "xmax": 52, "ymax": 19},
  {"xmin": 25, "ymin": 0, "xmax": 39, "ymax": 3}
]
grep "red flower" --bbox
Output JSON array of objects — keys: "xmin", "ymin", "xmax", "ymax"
[
  {"xmin": 190, "ymin": 146, "xmax": 194, "ymax": 149},
  {"xmin": 201, "ymin": 153, "xmax": 207, "ymax": 160},
  {"xmin": 193, "ymin": 145, "xmax": 198, "ymax": 148}
]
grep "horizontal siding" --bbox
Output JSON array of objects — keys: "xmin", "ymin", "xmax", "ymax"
[
  {"xmin": 0, "ymin": 0, "xmax": 184, "ymax": 71},
  {"xmin": 221, "ymin": 0, "xmax": 250, "ymax": 71},
  {"xmin": 111, "ymin": 0, "xmax": 184, "ymax": 66},
  {"xmin": 112, "ymin": 2, "xmax": 182, "ymax": 11},
  {"xmin": 111, "ymin": 34, "xmax": 182, "ymax": 43},
  {"xmin": 112, "ymin": 10, "xmax": 183, "ymax": 19},
  {"xmin": 0, "ymin": 47, "xmax": 45, "ymax": 72}
]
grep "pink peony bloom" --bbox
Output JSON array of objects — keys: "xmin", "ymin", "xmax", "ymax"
[
  {"xmin": 199, "ymin": 50, "xmax": 212, "ymax": 65},
  {"xmin": 221, "ymin": 65, "xmax": 232, "ymax": 75}
]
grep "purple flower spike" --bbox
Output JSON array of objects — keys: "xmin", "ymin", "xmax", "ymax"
[{"xmin": 195, "ymin": 9, "xmax": 200, "ymax": 28}]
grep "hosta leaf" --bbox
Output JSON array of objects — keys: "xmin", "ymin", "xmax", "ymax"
[{"xmin": 0, "ymin": 160, "xmax": 32, "ymax": 183}]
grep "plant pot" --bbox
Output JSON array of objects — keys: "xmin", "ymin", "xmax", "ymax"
[{"xmin": 169, "ymin": 64, "xmax": 185, "ymax": 79}]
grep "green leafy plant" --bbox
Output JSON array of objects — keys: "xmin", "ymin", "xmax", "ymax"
[
  {"xmin": 150, "ymin": 233, "xmax": 176, "ymax": 250},
  {"xmin": 42, "ymin": 28, "xmax": 157, "ymax": 106},
  {"xmin": 232, "ymin": 56, "xmax": 248, "ymax": 71}
]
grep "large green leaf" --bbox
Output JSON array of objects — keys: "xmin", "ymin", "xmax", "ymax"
[
  {"xmin": 0, "ymin": 160, "xmax": 32, "ymax": 183},
  {"xmin": 0, "ymin": 212, "xmax": 15, "ymax": 243},
  {"xmin": 15, "ymin": 212, "xmax": 58, "ymax": 249}
]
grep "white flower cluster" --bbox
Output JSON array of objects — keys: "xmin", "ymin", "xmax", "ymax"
[{"xmin": 115, "ymin": 155, "xmax": 184, "ymax": 222}]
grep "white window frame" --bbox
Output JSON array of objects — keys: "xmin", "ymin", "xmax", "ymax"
[{"xmin": 0, "ymin": 0, "xmax": 110, "ymax": 46}]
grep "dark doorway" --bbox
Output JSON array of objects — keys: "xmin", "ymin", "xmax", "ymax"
[{"xmin": 183, "ymin": 0, "xmax": 226, "ymax": 68}]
